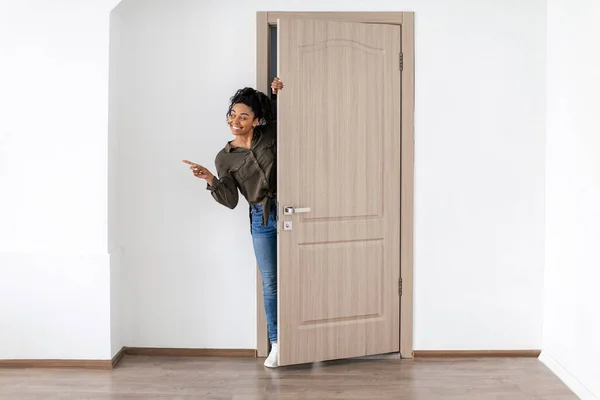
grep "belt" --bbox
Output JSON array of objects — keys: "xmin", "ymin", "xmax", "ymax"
[{"xmin": 259, "ymin": 192, "xmax": 277, "ymax": 226}]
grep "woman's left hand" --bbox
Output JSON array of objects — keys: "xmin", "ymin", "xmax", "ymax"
[{"xmin": 271, "ymin": 77, "xmax": 284, "ymax": 94}]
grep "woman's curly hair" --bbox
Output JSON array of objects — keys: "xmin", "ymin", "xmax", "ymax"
[{"xmin": 226, "ymin": 87, "xmax": 273, "ymax": 125}]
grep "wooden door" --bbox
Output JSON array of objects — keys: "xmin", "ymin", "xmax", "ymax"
[{"xmin": 277, "ymin": 18, "xmax": 402, "ymax": 366}]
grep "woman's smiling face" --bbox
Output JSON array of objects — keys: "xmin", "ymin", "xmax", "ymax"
[{"xmin": 228, "ymin": 103, "xmax": 258, "ymax": 137}]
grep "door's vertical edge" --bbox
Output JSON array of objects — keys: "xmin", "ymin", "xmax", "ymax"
[
  {"xmin": 275, "ymin": 16, "xmax": 287, "ymax": 366},
  {"xmin": 256, "ymin": 11, "xmax": 270, "ymax": 359},
  {"xmin": 275, "ymin": 16, "xmax": 295, "ymax": 367},
  {"xmin": 400, "ymin": 11, "xmax": 415, "ymax": 359}
]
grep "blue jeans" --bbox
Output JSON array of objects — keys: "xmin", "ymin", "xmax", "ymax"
[{"xmin": 250, "ymin": 202, "xmax": 278, "ymax": 344}]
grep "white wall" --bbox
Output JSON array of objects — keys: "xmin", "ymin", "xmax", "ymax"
[
  {"xmin": 541, "ymin": 0, "xmax": 600, "ymax": 398},
  {"xmin": 0, "ymin": 0, "xmax": 120, "ymax": 359},
  {"xmin": 112, "ymin": 0, "xmax": 546, "ymax": 350}
]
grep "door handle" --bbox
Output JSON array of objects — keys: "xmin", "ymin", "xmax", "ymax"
[{"xmin": 284, "ymin": 206, "xmax": 311, "ymax": 215}]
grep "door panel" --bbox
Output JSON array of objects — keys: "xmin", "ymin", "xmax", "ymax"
[{"xmin": 277, "ymin": 18, "xmax": 401, "ymax": 366}]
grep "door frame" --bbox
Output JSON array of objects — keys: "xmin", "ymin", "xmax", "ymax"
[{"xmin": 255, "ymin": 11, "xmax": 415, "ymax": 360}]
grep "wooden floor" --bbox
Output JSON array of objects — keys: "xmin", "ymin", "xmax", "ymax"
[{"xmin": 0, "ymin": 355, "xmax": 575, "ymax": 399}]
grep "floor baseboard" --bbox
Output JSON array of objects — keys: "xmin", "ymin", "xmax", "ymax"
[
  {"xmin": 4, "ymin": 349, "xmax": 542, "ymax": 369},
  {"xmin": 0, "ymin": 347, "xmax": 256, "ymax": 369},
  {"xmin": 0, "ymin": 359, "xmax": 113, "ymax": 369},
  {"xmin": 539, "ymin": 351, "xmax": 598, "ymax": 400},
  {"xmin": 413, "ymin": 350, "xmax": 541, "ymax": 358},
  {"xmin": 112, "ymin": 347, "xmax": 126, "ymax": 368},
  {"xmin": 123, "ymin": 347, "xmax": 256, "ymax": 358}
]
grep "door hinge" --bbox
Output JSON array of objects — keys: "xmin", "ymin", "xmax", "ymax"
[
  {"xmin": 398, "ymin": 277, "xmax": 403, "ymax": 296},
  {"xmin": 399, "ymin": 52, "xmax": 403, "ymax": 71}
]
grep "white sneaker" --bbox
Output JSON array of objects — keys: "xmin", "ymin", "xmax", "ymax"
[{"xmin": 264, "ymin": 343, "xmax": 278, "ymax": 368}]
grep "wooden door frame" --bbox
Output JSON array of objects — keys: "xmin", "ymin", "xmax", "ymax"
[{"xmin": 255, "ymin": 11, "xmax": 415, "ymax": 360}]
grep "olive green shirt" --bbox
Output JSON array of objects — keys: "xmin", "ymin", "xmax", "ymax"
[{"xmin": 207, "ymin": 120, "xmax": 277, "ymax": 225}]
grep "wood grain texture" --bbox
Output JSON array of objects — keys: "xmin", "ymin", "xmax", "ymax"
[
  {"xmin": 255, "ymin": 10, "xmax": 270, "ymax": 359},
  {"xmin": 256, "ymin": 11, "xmax": 414, "ymax": 364},
  {"xmin": 278, "ymin": 18, "xmax": 401, "ymax": 366},
  {"xmin": 414, "ymin": 350, "xmax": 542, "ymax": 358},
  {"xmin": 0, "ymin": 355, "xmax": 575, "ymax": 399},
  {"xmin": 400, "ymin": 11, "xmax": 415, "ymax": 360}
]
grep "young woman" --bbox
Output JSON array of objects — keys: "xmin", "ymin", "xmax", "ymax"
[{"xmin": 183, "ymin": 77, "xmax": 284, "ymax": 368}]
